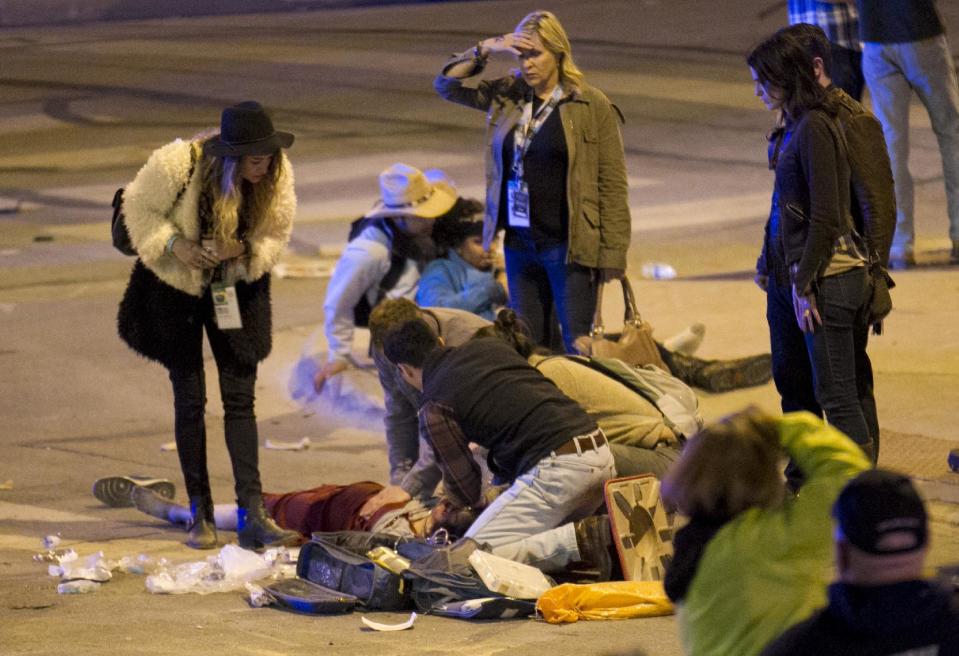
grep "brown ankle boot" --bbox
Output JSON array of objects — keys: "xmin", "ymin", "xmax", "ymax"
[{"xmin": 574, "ymin": 515, "xmax": 619, "ymax": 581}]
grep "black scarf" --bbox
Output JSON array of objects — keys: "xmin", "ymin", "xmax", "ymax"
[{"xmin": 663, "ymin": 515, "xmax": 729, "ymax": 603}]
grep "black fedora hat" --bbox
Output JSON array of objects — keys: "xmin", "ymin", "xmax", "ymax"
[{"xmin": 203, "ymin": 101, "xmax": 294, "ymax": 157}]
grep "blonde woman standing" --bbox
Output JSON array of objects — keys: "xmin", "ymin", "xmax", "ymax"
[
  {"xmin": 435, "ymin": 10, "xmax": 631, "ymax": 352},
  {"xmin": 118, "ymin": 102, "xmax": 299, "ymax": 551}
]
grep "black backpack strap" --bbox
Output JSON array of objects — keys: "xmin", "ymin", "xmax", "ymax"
[{"xmin": 175, "ymin": 142, "xmax": 197, "ymax": 206}]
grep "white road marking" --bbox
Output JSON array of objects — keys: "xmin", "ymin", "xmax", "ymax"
[{"xmin": 0, "ymin": 501, "xmax": 103, "ymax": 523}]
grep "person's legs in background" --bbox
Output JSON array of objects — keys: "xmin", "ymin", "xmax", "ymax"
[
  {"xmin": 863, "ymin": 42, "xmax": 917, "ymax": 266},
  {"xmin": 904, "ymin": 34, "xmax": 959, "ymax": 260},
  {"xmin": 205, "ymin": 303, "xmax": 299, "ymax": 550},
  {"xmin": 505, "ymin": 236, "xmax": 555, "ymax": 347},
  {"xmin": 539, "ymin": 243, "xmax": 596, "ymax": 353},
  {"xmin": 166, "ymin": 311, "xmax": 217, "ymax": 549},
  {"xmin": 767, "ymin": 278, "xmax": 822, "ymax": 489},
  {"xmin": 767, "ymin": 280, "xmax": 821, "ymax": 416},
  {"xmin": 805, "ymin": 269, "xmax": 873, "ymax": 461}
]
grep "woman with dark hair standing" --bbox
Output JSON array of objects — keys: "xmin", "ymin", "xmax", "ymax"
[
  {"xmin": 748, "ymin": 31, "xmax": 875, "ymax": 466},
  {"xmin": 117, "ymin": 101, "xmax": 300, "ymax": 551},
  {"xmin": 434, "ymin": 10, "xmax": 631, "ymax": 352}
]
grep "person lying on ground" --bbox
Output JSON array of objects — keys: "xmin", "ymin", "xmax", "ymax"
[
  {"xmin": 661, "ymin": 408, "xmax": 870, "ymax": 656},
  {"xmin": 99, "ymin": 476, "xmax": 483, "ymax": 543},
  {"xmin": 418, "ymin": 209, "xmax": 771, "ymax": 393},
  {"xmin": 380, "ymin": 315, "xmax": 619, "ymax": 577}
]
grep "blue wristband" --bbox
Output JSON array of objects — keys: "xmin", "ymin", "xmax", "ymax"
[{"xmin": 165, "ymin": 234, "xmax": 179, "ymax": 255}]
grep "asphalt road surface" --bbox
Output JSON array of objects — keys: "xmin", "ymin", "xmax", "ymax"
[{"xmin": 1, "ymin": 2, "xmax": 958, "ymax": 655}]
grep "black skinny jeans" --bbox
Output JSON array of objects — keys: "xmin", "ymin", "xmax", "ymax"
[
  {"xmin": 767, "ymin": 267, "xmax": 877, "ymax": 462},
  {"xmin": 168, "ymin": 289, "xmax": 261, "ymax": 507}
]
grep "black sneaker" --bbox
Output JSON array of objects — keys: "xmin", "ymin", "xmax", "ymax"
[{"xmin": 92, "ymin": 475, "xmax": 176, "ymax": 508}]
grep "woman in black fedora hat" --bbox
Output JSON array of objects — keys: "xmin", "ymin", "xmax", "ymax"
[{"xmin": 117, "ymin": 101, "xmax": 300, "ymax": 551}]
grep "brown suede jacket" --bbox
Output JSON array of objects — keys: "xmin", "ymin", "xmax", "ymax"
[{"xmin": 829, "ymin": 87, "xmax": 896, "ymax": 268}]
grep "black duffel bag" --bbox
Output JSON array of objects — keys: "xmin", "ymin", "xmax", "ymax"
[{"xmin": 297, "ymin": 531, "xmax": 416, "ymax": 611}]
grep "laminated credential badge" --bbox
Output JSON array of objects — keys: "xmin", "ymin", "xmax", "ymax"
[{"xmin": 211, "ymin": 283, "xmax": 243, "ymax": 330}]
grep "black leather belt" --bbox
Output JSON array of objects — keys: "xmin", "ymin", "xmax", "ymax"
[{"xmin": 553, "ymin": 429, "xmax": 607, "ymax": 456}]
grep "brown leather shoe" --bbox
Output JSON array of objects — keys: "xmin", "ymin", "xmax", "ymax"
[{"xmin": 574, "ymin": 515, "xmax": 620, "ymax": 581}]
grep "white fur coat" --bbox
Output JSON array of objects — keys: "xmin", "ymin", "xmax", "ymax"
[{"xmin": 123, "ymin": 139, "xmax": 296, "ymax": 296}]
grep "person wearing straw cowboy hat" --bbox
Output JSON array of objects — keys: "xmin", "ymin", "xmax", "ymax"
[
  {"xmin": 118, "ymin": 101, "xmax": 300, "ymax": 551},
  {"xmin": 314, "ymin": 163, "xmax": 464, "ymax": 394}
]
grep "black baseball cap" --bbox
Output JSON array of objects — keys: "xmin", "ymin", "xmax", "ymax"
[{"xmin": 833, "ymin": 469, "xmax": 927, "ymax": 555}]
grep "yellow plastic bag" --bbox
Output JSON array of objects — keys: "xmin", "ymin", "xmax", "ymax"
[{"xmin": 536, "ymin": 581, "xmax": 674, "ymax": 624}]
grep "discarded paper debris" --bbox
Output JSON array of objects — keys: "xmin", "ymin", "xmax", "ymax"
[
  {"xmin": 361, "ymin": 612, "xmax": 417, "ymax": 631},
  {"xmin": 159, "ymin": 442, "xmax": 177, "ymax": 452},
  {"xmin": 272, "ymin": 262, "xmax": 331, "ymax": 279},
  {"xmin": 640, "ymin": 262, "xmax": 677, "ymax": 280},
  {"xmin": 264, "ymin": 437, "xmax": 311, "ymax": 451},
  {"xmin": 0, "ymin": 479, "xmax": 13, "ymax": 490}
]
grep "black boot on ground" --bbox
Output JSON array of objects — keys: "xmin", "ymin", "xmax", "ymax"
[
  {"xmin": 237, "ymin": 496, "xmax": 300, "ymax": 551},
  {"xmin": 186, "ymin": 495, "xmax": 217, "ymax": 550},
  {"xmin": 574, "ymin": 515, "xmax": 620, "ymax": 582}
]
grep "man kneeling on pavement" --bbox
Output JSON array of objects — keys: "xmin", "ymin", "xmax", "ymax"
[{"xmin": 379, "ymin": 315, "xmax": 619, "ymax": 576}]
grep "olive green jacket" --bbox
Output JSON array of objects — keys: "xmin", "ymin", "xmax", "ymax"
[{"xmin": 434, "ymin": 51, "xmax": 631, "ymax": 270}]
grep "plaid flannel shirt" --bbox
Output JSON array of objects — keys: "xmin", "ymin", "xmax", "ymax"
[
  {"xmin": 788, "ymin": 0, "xmax": 862, "ymax": 51},
  {"xmin": 418, "ymin": 400, "xmax": 483, "ymax": 509}
]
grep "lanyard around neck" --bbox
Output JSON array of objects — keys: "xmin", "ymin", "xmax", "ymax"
[{"xmin": 512, "ymin": 84, "xmax": 564, "ymax": 178}]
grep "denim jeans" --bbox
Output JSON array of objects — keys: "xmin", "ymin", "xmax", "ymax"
[
  {"xmin": 767, "ymin": 268, "xmax": 874, "ymax": 459},
  {"xmin": 863, "ymin": 34, "xmax": 959, "ymax": 255},
  {"xmin": 168, "ymin": 289, "xmax": 262, "ymax": 506},
  {"xmin": 464, "ymin": 441, "xmax": 615, "ymax": 572},
  {"xmin": 504, "ymin": 236, "xmax": 597, "ymax": 353}
]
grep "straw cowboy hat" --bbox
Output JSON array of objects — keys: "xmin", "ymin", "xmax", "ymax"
[
  {"xmin": 364, "ymin": 163, "xmax": 458, "ymax": 220},
  {"xmin": 203, "ymin": 101, "xmax": 295, "ymax": 157}
]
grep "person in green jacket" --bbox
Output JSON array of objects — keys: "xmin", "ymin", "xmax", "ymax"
[{"xmin": 661, "ymin": 409, "xmax": 870, "ymax": 656}]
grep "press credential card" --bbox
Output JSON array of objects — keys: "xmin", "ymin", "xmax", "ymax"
[{"xmin": 212, "ymin": 283, "xmax": 243, "ymax": 330}]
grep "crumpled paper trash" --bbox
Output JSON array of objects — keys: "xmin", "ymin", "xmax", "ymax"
[
  {"xmin": 246, "ymin": 582, "xmax": 275, "ymax": 608},
  {"xmin": 264, "ymin": 437, "xmax": 311, "ymax": 451},
  {"xmin": 361, "ymin": 612, "xmax": 417, "ymax": 631}
]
